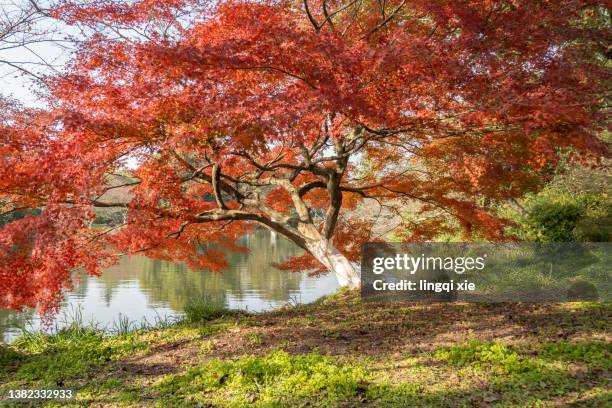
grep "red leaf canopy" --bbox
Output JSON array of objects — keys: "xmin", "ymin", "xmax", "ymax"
[{"xmin": 1, "ymin": 0, "xmax": 609, "ymax": 313}]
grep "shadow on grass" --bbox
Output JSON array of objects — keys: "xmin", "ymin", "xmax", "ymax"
[
  {"xmin": 70, "ymin": 344, "xmax": 609, "ymax": 407},
  {"xmin": 1, "ymin": 294, "xmax": 610, "ymax": 407},
  {"xmin": 220, "ymin": 300, "xmax": 610, "ymax": 359}
]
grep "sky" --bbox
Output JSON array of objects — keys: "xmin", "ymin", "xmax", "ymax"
[
  {"xmin": 0, "ymin": 1, "xmax": 144, "ymax": 168},
  {"xmin": 0, "ymin": 0, "xmax": 74, "ymax": 106}
]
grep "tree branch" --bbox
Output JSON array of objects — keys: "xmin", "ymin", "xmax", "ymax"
[
  {"xmin": 211, "ymin": 163, "xmax": 228, "ymax": 209},
  {"xmin": 303, "ymin": 0, "xmax": 321, "ymax": 31},
  {"xmin": 362, "ymin": 0, "xmax": 407, "ymax": 39}
]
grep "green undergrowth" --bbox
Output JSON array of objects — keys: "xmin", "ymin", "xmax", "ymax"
[
  {"xmin": 1, "ymin": 326, "xmax": 149, "ymax": 385},
  {"xmin": 0, "ymin": 292, "xmax": 610, "ymax": 407},
  {"xmin": 184, "ymin": 298, "xmax": 239, "ymax": 323},
  {"xmin": 155, "ymin": 350, "xmax": 370, "ymax": 407},
  {"xmin": 429, "ymin": 340, "xmax": 611, "ymax": 407},
  {"xmin": 434, "ymin": 339, "xmax": 611, "ymax": 376}
]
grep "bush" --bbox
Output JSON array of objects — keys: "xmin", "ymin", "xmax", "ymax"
[
  {"xmin": 522, "ymin": 195, "xmax": 584, "ymax": 242},
  {"xmin": 516, "ymin": 192, "xmax": 611, "ymax": 242},
  {"xmin": 184, "ymin": 298, "xmax": 232, "ymax": 323}
]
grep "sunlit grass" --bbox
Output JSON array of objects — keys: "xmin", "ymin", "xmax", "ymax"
[
  {"xmin": 155, "ymin": 350, "xmax": 370, "ymax": 407},
  {"xmin": 1, "ymin": 292, "xmax": 610, "ymax": 407}
]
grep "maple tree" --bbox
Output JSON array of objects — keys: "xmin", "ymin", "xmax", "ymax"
[{"xmin": 0, "ymin": 0, "xmax": 609, "ymax": 314}]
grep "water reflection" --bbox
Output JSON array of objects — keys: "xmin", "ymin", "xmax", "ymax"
[{"xmin": 0, "ymin": 230, "xmax": 338, "ymax": 343}]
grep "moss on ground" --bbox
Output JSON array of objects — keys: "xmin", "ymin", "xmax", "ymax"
[{"xmin": 0, "ymin": 290, "xmax": 610, "ymax": 407}]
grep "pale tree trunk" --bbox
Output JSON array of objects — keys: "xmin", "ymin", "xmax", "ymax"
[
  {"xmin": 266, "ymin": 177, "xmax": 361, "ymax": 288},
  {"xmin": 304, "ymin": 237, "xmax": 360, "ymax": 288}
]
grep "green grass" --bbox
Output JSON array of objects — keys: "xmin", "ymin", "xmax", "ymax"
[
  {"xmin": 184, "ymin": 298, "xmax": 235, "ymax": 323},
  {"xmin": 429, "ymin": 340, "xmax": 612, "ymax": 407},
  {"xmin": 433, "ymin": 340, "xmax": 537, "ymax": 372},
  {"xmin": 539, "ymin": 341, "xmax": 611, "ymax": 369},
  {"xmin": 0, "ymin": 292, "xmax": 610, "ymax": 407},
  {"xmin": 1, "ymin": 326, "xmax": 148, "ymax": 385},
  {"xmin": 155, "ymin": 350, "xmax": 370, "ymax": 407}
]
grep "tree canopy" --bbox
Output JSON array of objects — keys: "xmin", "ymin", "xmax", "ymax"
[{"xmin": 1, "ymin": 0, "xmax": 609, "ymax": 314}]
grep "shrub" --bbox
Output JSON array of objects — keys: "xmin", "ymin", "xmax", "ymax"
[
  {"xmin": 514, "ymin": 191, "xmax": 611, "ymax": 242},
  {"xmin": 523, "ymin": 194, "xmax": 584, "ymax": 242},
  {"xmin": 184, "ymin": 298, "xmax": 231, "ymax": 323}
]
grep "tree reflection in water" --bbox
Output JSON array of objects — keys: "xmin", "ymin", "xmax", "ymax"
[{"xmin": 0, "ymin": 230, "xmax": 338, "ymax": 342}]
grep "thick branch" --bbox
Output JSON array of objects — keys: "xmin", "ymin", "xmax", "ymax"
[
  {"xmin": 298, "ymin": 180, "xmax": 327, "ymax": 197},
  {"xmin": 211, "ymin": 163, "xmax": 228, "ymax": 209},
  {"xmin": 194, "ymin": 208, "xmax": 307, "ymax": 250},
  {"xmin": 322, "ymin": 137, "xmax": 350, "ymax": 239}
]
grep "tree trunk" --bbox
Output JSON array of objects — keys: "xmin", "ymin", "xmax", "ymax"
[{"xmin": 305, "ymin": 238, "xmax": 360, "ymax": 288}]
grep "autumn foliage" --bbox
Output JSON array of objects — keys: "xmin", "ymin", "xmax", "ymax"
[{"xmin": 1, "ymin": 0, "xmax": 609, "ymax": 314}]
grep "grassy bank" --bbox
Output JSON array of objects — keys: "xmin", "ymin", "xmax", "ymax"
[{"xmin": 1, "ymin": 290, "xmax": 610, "ymax": 407}]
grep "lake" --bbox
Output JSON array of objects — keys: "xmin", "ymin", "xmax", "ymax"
[{"xmin": 0, "ymin": 230, "xmax": 339, "ymax": 343}]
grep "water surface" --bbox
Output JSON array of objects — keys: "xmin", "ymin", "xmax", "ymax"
[{"xmin": 0, "ymin": 230, "xmax": 338, "ymax": 343}]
